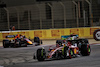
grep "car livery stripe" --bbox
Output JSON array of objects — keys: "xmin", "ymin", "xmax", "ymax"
[{"xmin": 48, "ymin": 46, "xmax": 63, "ymax": 59}]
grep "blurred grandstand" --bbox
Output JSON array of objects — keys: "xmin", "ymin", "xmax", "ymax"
[{"xmin": 0, "ymin": 0, "xmax": 100, "ymax": 31}]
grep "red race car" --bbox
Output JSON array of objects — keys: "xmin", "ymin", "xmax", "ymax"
[{"xmin": 33, "ymin": 39, "xmax": 91, "ymax": 61}]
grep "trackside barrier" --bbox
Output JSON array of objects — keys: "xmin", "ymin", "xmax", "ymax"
[{"xmin": 0, "ymin": 27, "xmax": 100, "ymax": 41}]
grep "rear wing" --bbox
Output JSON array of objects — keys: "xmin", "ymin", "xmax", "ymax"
[
  {"xmin": 61, "ymin": 35, "xmax": 78, "ymax": 40},
  {"xmin": 6, "ymin": 35, "xmax": 15, "ymax": 38}
]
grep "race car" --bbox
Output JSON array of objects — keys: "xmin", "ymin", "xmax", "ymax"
[
  {"xmin": 93, "ymin": 29, "xmax": 100, "ymax": 41},
  {"xmin": 33, "ymin": 36, "xmax": 91, "ymax": 61},
  {"xmin": 3, "ymin": 34, "xmax": 33, "ymax": 48}
]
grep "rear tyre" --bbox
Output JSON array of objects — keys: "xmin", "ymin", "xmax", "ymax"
[
  {"xmin": 81, "ymin": 45, "xmax": 91, "ymax": 56},
  {"xmin": 78, "ymin": 39, "xmax": 89, "ymax": 51},
  {"xmin": 3, "ymin": 40, "xmax": 10, "ymax": 48},
  {"xmin": 34, "ymin": 37, "xmax": 40, "ymax": 45},
  {"xmin": 37, "ymin": 48, "xmax": 46, "ymax": 61}
]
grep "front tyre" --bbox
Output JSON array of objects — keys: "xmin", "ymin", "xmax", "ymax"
[
  {"xmin": 63, "ymin": 46, "xmax": 68, "ymax": 59},
  {"xmin": 37, "ymin": 48, "xmax": 46, "ymax": 61},
  {"xmin": 63, "ymin": 47, "xmax": 73, "ymax": 59},
  {"xmin": 69, "ymin": 48, "xmax": 74, "ymax": 59}
]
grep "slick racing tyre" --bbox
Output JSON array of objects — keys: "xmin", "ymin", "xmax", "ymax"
[
  {"xmin": 81, "ymin": 44, "xmax": 91, "ymax": 56},
  {"xmin": 3, "ymin": 40, "xmax": 10, "ymax": 48},
  {"xmin": 37, "ymin": 48, "xmax": 46, "ymax": 61},
  {"xmin": 93, "ymin": 29, "xmax": 100, "ymax": 41},
  {"xmin": 34, "ymin": 37, "xmax": 42, "ymax": 45},
  {"xmin": 34, "ymin": 37, "xmax": 40, "ymax": 42}
]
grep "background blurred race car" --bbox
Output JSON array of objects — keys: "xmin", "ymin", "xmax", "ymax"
[
  {"xmin": 33, "ymin": 35, "xmax": 91, "ymax": 61},
  {"xmin": 3, "ymin": 34, "xmax": 33, "ymax": 48}
]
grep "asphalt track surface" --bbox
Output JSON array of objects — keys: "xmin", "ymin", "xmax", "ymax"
[{"xmin": 0, "ymin": 39, "xmax": 100, "ymax": 67}]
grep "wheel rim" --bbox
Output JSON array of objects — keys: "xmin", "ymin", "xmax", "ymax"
[
  {"xmin": 95, "ymin": 31, "xmax": 100, "ymax": 40},
  {"xmin": 71, "ymin": 50, "xmax": 73, "ymax": 55},
  {"xmin": 66, "ymin": 50, "xmax": 69, "ymax": 57},
  {"xmin": 88, "ymin": 47, "xmax": 91, "ymax": 53}
]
